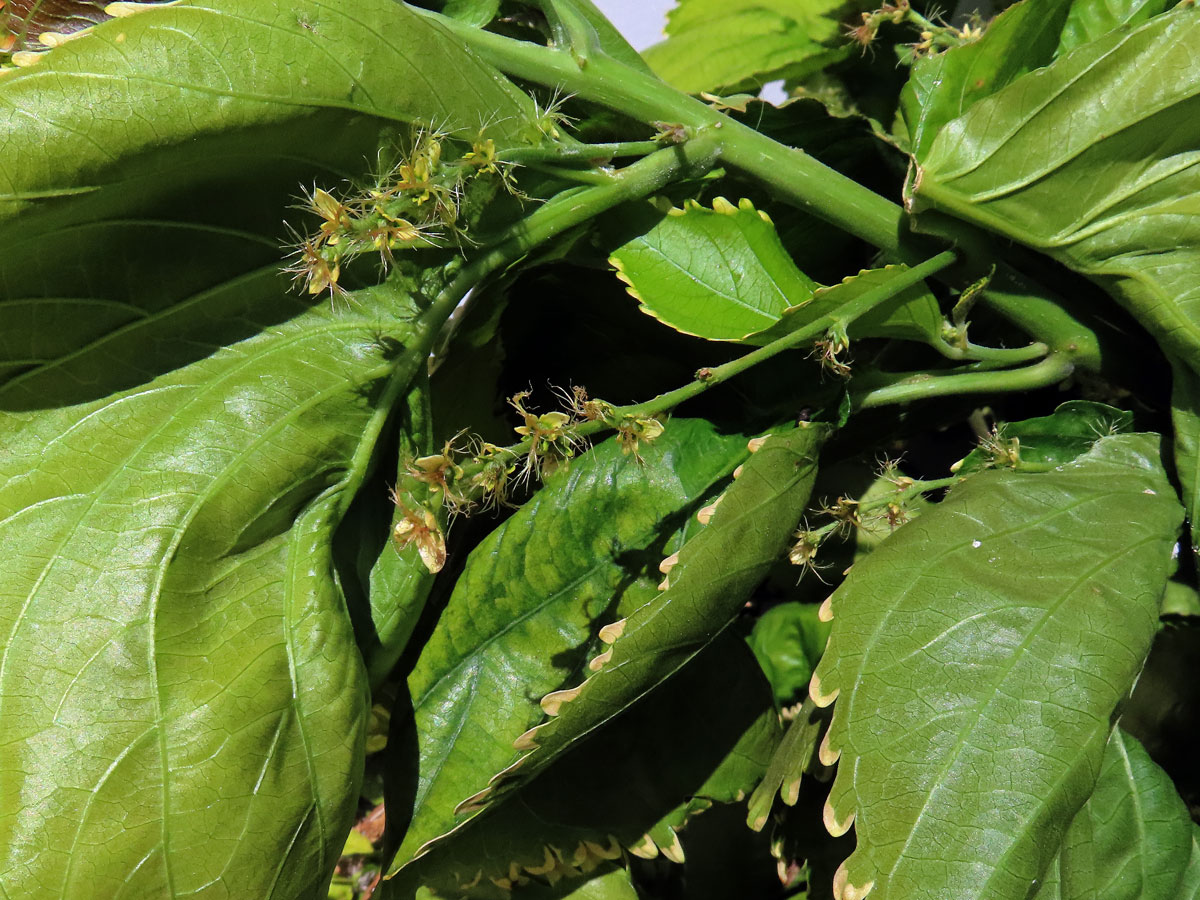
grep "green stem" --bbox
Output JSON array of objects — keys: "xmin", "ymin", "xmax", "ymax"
[
  {"xmin": 456, "ymin": 249, "xmax": 958, "ymax": 484},
  {"xmin": 614, "ymin": 250, "xmax": 958, "ymax": 418},
  {"xmin": 499, "ymin": 140, "xmax": 661, "ymax": 165},
  {"xmin": 453, "ymin": 131, "xmax": 722, "ymax": 296},
  {"xmin": 803, "ymin": 474, "xmax": 959, "ymax": 543},
  {"xmin": 340, "ymin": 138, "xmax": 721, "ymax": 515},
  {"xmin": 520, "ymin": 161, "xmax": 619, "ymax": 185},
  {"xmin": 935, "ymin": 338, "xmax": 1049, "ymax": 365},
  {"xmin": 423, "ymin": 10, "xmax": 1109, "ymax": 367},
  {"xmin": 430, "ymin": 15, "xmax": 908, "ymax": 249},
  {"xmin": 853, "ymin": 353, "xmax": 1074, "ymax": 409}
]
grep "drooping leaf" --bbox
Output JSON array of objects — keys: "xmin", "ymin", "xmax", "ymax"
[
  {"xmin": 474, "ymin": 423, "xmax": 827, "ymax": 816},
  {"xmin": 0, "ymin": 0, "xmax": 534, "ymax": 224},
  {"xmin": 642, "ymin": 0, "xmax": 855, "ymax": 94},
  {"xmin": 0, "ymin": 263, "xmax": 435, "ymax": 895},
  {"xmin": 1032, "ymin": 727, "xmax": 1195, "ymax": 900},
  {"xmin": 747, "ymin": 603, "xmax": 830, "ymax": 706},
  {"xmin": 386, "ymin": 634, "xmax": 781, "ymax": 898},
  {"xmin": 741, "ymin": 264, "xmax": 946, "ymax": 348},
  {"xmin": 1056, "ymin": 0, "xmax": 1176, "ymax": 56},
  {"xmin": 609, "ymin": 197, "xmax": 820, "ymax": 342},
  {"xmin": 900, "ymin": 0, "xmax": 1074, "ymax": 160},
  {"xmin": 384, "ymin": 419, "xmax": 750, "ymax": 871},
  {"xmin": 952, "ymin": 400, "xmax": 1133, "ymax": 475},
  {"xmin": 811, "ymin": 433, "xmax": 1181, "ymax": 900}
]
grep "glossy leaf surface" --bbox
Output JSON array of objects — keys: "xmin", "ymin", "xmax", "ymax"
[
  {"xmin": 0, "ymin": 267, "xmax": 429, "ymax": 895},
  {"xmin": 909, "ymin": 8, "xmax": 1200, "ymax": 375},
  {"xmin": 812, "ymin": 433, "xmax": 1181, "ymax": 900},
  {"xmin": 609, "ymin": 197, "xmax": 819, "ymax": 342},
  {"xmin": 386, "ymin": 420, "xmax": 749, "ymax": 870},
  {"xmin": 0, "ymin": 0, "xmax": 532, "ymax": 222},
  {"xmin": 743, "ymin": 264, "xmax": 945, "ymax": 348},
  {"xmin": 1056, "ymin": 0, "xmax": 1175, "ymax": 55},
  {"xmin": 900, "ymin": 0, "xmax": 1073, "ymax": 159},
  {"xmin": 953, "ymin": 400, "xmax": 1132, "ymax": 475},
  {"xmin": 747, "ymin": 602, "xmax": 830, "ymax": 706}
]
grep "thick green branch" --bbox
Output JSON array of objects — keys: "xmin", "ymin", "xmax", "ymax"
[
  {"xmin": 853, "ymin": 353, "xmax": 1074, "ymax": 409},
  {"xmin": 419, "ymin": 8, "xmax": 1108, "ymax": 368}
]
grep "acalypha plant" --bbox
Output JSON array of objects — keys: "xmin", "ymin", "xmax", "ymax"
[{"xmin": 1, "ymin": 0, "xmax": 1199, "ymax": 898}]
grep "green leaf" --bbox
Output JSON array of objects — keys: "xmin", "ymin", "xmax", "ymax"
[
  {"xmin": 442, "ymin": 0, "xmax": 502, "ymax": 28},
  {"xmin": 479, "ymin": 423, "xmax": 827, "ymax": 813},
  {"xmin": 952, "ymin": 400, "xmax": 1133, "ymax": 475},
  {"xmin": 387, "ymin": 634, "xmax": 781, "ymax": 898},
  {"xmin": 385, "ymin": 420, "xmax": 749, "ymax": 871},
  {"xmin": 549, "ymin": 0, "xmax": 657, "ymax": 76},
  {"xmin": 906, "ymin": 8, "xmax": 1200, "ymax": 553},
  {"xmin": 742, "ymin": 264, "xmax": 945, "ymax": 348},
  {"xmin": 0, "ymin": 0, "xmax": 533, "ymax": 222},
  {"xmin": 747, "ymin": 603, "xmax": 830, "ymax": 706},
  {"xmin": 0, "ymin": 266, "xmax": 432, "ymax": 894},
  {"xmin": 0, "ymin": 1, "xmax": 537, "ymax": 887},
  {"xmin": 900, "ymin": 0, "xmax": 1074, "ymax": 159},
  {"xmin": 1057, "ymin": 0, "xmax": 1176, "ymax": 56},
  {"xmin": 609, "ymin": 197, "xmax": 820, "ymax": 342},
  {"xmin": 746, "ymin": 697, "xmax": 826, "ymax": 832},
  {"xmin": 1184, "ymin": 827, "xmax": 1200, "ymax": 899},
  {"xmin": 1033, "ymin": 728, "xmax": 1196, "ymax": 900},
  {"xmin": 1172, "ymin": 361, "xmax": 1200, "ymax": 554},
  {"xmin": 811, "ymin": 433, "xmax": 1182, "ymax": 900},
  {"xmin": 908, "ymin": 8, "xmax": 1200, "ymax": 379},
  {"xmin": 642, "ymin": 0, "xmax": 853, "ymax": 94}
]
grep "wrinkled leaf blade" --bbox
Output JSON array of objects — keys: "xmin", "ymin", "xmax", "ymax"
[
  {"xmin": 812, "ymin": 433, "xmax": 1181, "ymax": 900},
  {"xmin": 478, "ymin": 424, "xmax": 827, "ymax": 815},
  {"xmin": 643, "ymin": 0, "xmax": 852, "ymax": 94}
]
